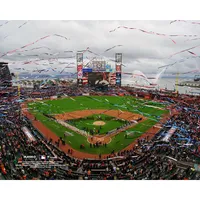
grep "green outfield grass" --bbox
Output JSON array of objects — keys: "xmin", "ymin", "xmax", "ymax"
[{"xmin": 28, "ymin": 96, "xmax": 169, "ymax": 155}]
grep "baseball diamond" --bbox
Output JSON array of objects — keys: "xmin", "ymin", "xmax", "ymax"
[{"xmin": 22, "ymin": 95, "xmax": 169, "ymax": 158}]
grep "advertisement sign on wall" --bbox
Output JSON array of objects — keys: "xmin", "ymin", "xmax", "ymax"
[
  {"xmin": 116, "ymin": 65, "xmax": 121, "ymax": 73},
  {"xmin": 77, "ymin": 53, "xmax": 83, "ymax": 85},
  {"xmin": 115, "ymin": 53, "xmax": 122, "ymax": 64},
  {"xmin": 82, "ymin": 68, "xmax": 93, "ymax": 73},
  {"xmin": 91, "ymin": 61, "xmax": 106, "ymax": 72},
  {"xmin": 116, "ymin": 79, "xmax": 121, "ymax": 85},
  {"xmin": 77, "ymin": 65, "xmax": 83, "ymax": 78},
  {"xmin": 77, "ymin": 53, "xmax": 83, "ymax": 63},
  {"xmin": 116, "ymin": 73, "xmax": 121, "ymax": 78},
  {"xmin": 115, "ymin": 53, "xmax": 122, "ymax": 86}
]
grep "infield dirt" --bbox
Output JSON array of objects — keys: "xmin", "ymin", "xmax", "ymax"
[{"xmin": 54, "ymin": 109, "xmax": 145, "ymax": 121}]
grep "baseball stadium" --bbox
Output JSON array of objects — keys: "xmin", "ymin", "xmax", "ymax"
[
  {"xmin": 1, "ymin": 49, "xmax": 200, "ymax": 181},
  {"xmin": 1, "ymin": 18, "xmax": 200, "ymax": 181},
  {"xmin": 1, "ymin": 51, "xmax": 200, "ymax": 181},
  {"xmin": 20, "ymin": 53, "xmax": 169, "ymax": 159},
  {"xmin": 3, "ymin": 12, "xmax": 200, "ymax": 200}
]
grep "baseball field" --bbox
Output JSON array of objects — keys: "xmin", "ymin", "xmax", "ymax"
[{"xmin": 27, "ymin": 96, "xmax": 169, "ymax": 156}]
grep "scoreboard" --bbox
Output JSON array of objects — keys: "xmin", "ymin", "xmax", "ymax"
[{"xmin": 76, "ymin": 53, "xmax": 122, "ymax": 87}]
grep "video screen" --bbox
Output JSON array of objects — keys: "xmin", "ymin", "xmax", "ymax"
[{"xmin": 88, "ymin": 72, "xmax": 110, "ymax": 86}]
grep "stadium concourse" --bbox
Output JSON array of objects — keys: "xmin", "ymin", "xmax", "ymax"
[{"xmin": 0, "ymin": 84, "xmax": 200, "ymax": 180}]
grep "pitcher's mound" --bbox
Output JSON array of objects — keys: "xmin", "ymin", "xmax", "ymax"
[{"xmin": 93, "ymin": 121, "xmax": 105, "ymax": 126}]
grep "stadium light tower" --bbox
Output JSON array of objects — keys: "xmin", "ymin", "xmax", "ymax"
[{"xmin": 0, "ymin": 62, "xmax": 12, "ymax": 88}]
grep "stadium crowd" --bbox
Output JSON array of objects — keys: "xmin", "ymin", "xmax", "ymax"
[{"xmin": 0, "ymin": 86, "xmax": 200, "ymax": 180}]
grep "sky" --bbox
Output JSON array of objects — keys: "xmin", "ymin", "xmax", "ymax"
[{"xmin": 1, "ymin": 20, "xmax": 200, "ymax": 76}]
